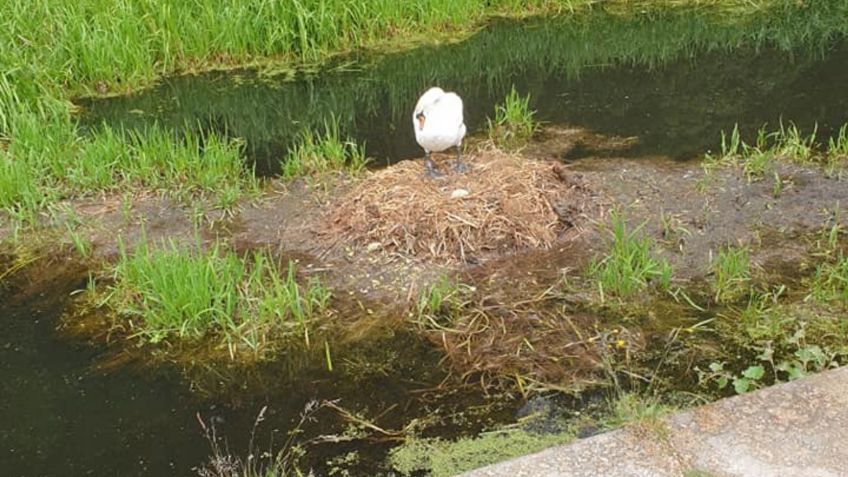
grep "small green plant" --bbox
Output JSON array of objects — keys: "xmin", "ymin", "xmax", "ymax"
[
  {"xmin": 774, "ymin": 121, "xmax": 817, "ymax": 160},
  {"xmin": 601, "ymin": 393, "xmax": 674, "ymax": 430},
  {"xmin": 415, "ymin": 275, "xmax": 470, "ymax": 329},
  {"xmin": 703, "ymin": 122, "xmax": 840, "ymax": 183},
  {"xmin": 704, "ymin": 287, "xmax": 844, "ymax": 395},
  {"xmin": 700, "ymin": 340, "xmax": 837, "ymax": 395},
  {"xmin": 66, "ymin": 225, "xmax": 92, "ymax": 260},
  {"xmin": 711, "ymin": 245, "xmax": 751, "ymax": 303},
  {"xmin": 826, "ymin": 124, "xmax": 848, "ymax": 176},
  {"xmin": 808, "ymin": 255, "xmax": 848, "ymax": 304},
  {"xmin": 740, "ymin": 127, "xmax": 776, "ymax": 182},
  {"xmin": 587, "ymin": 209, "xmax": 672, "ymax": 299},
  {"xmin": 698, "ymin": 361, "xmax": 766, "ymax": 394},
  {"xmin": 702, "ymin": 124, "xmax": 742, "ymax": 175},
  {"xmin": 487, "ymin": 86, "xmax": 538, "ymax": 150},
  {"xmin": 771, "ymin": 170, "xmax": 783, "ymax": 197},
  {"xmin": 828, "ymin": 124, "xmax": 848, "ymax": 157},
  {"xmin": 281, "ymin": 116, "xmax": 369, "ymax": 180},
  {"xmin": 659, "ymin": 210, "xmax": 691, "ymax": 248}
]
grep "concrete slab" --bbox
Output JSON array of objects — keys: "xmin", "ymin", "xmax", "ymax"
[{"xmin": 460, "ymin": 366, "xmax": 848, "ymax": 477}]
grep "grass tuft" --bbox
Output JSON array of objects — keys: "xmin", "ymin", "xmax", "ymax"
[
  {"xmin": 487, "ymin": 86, "xmax": 538, "ymax": 151},
  {"xmin": 712, "ymin": 245, "xmax": 751, "ymax": 303},
  {"xmin": 587, "ymin": 209, "xmax": 673, "ymax": 299},
  {"xmin": 282, "ymin": 116, "xmax": 369, "ymax": 180},
  {"xmin": 809, "ymin": 255, "xmax": 848, "ymax": 305},
  {"xmin": 415, "ymin": 275, "xmax": 470, "ymax": 330},
  {"xmin": 703, "ymin": 121, "xmax": 845, "ymax": 182},
  {"xmin": 111, "ymin": 237, "xmax": 330, "ymax": 352},
  {"xmin": 601, "ymin": 393, "xmax": 673, "ymax": 431}
]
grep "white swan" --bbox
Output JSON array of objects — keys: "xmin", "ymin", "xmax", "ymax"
[{"xmin": 413, "ymin": 87, "xmax": 468, "ymax": 177}]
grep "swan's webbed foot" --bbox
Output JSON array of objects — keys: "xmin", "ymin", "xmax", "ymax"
[
  {"xmin": 450, "ymin": 147, "xmax": 469, "ymax": 173},
  {"xmin": 450, "ymin": 160, "xmax": 469, "ymax": 174},
  {"xmin": 424, "ymin": 154, "xmax": 444, "ymax": 178}
]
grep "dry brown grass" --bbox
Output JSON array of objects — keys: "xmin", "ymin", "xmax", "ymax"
[
  {"xmin": 321, "ymin": 147, "xmax": 594, "ymax": 264},
  {"xmin": 415, "ymin": 290, "xmax": 647, "ymax": 391}
]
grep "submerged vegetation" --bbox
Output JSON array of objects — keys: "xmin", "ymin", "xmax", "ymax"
[
  {"xmin": 390, "ymin": 426, "xmax": 574, "ymax": 477},
  {"xmin": 109, "ymin": 237, "xmax": 330, "ymax": 353},
  {"xmin": 703, "ymin": 287, "xmax": 848, "ymax": 394},
  {"xmin": 389, "ymin": 392, "xmax": 676, "ymax": 476}
]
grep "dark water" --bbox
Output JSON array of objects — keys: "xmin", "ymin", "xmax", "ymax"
[
  {"xmin": 0, "ymin": 263, "xmax": 502, "ymax": 476},
  {"xmin": 76, "ymin": 7, "xmax": 848, "ymax": 176},
  {"xmin": 7, "ymin": 3, "xmax": 848, "ymax": 476},
  {"xmin": 0, "ymin": 268, "xmax": 203, "ymax": 475}
]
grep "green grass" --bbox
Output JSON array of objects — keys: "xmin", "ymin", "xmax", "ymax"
[
  {"xmin": 828, "ymin": 124, "xmax": 848, "ymax": 158},
  {"xmin": 281, "ymin": 116, "xmax": 369, "ymax": 180},
  {"xmin": 809, "ymin": 255, "xmax": 848, "ymax": 305},
  {"xmin": 487, "ymin": 86, "xmax": 538, "ymax": 150},
  {"xmin": 712, "ymin": 245, "xmax": 751, "ymax": 303},
  {"xmin": 600, "ymin": 393, "xmax": 674, "ymax": 431},
  {"xmin": 415, "ymin": 275, "xmax": 469, "ymax": 330},
  {"xmin": 111, "ymin": 237, "xmax": 331, "ymax": 352},
  {"xmin": 704, "ymin": 121, "xmax": 846, "ymax": 182},
  {"xmin": 587, "ymin": 209, "xmax": 672, "ymax": 300},
  {"xmin": 826, "ymin": 124, "xmax": 848, "ymax": 176},
  {"xmin": 0, "ymin": 105, "xmax": 257, "ymax": 216},
  {"xmin": 2, "ymin": 1, "xmax": 847, "ymax": 218},
  {"xmin": 1, "ymin": 0, "xmax": 590, "ymax": 99}
]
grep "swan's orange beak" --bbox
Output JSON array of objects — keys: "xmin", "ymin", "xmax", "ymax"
[{"xmin": 416, "ymin": 113, "xmax": 426, "ymax": 131}]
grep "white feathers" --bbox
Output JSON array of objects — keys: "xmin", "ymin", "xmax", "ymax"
[{"xmin": 413, "ymin": 87, "xmax": 467, "ymax": 154}]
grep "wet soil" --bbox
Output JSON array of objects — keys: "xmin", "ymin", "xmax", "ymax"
[{"xmin": 19, "ymin": 125, "xmax": 848, "ymax": 372}]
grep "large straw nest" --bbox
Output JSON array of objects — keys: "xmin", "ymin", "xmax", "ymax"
[{"xmin": 321, "ymin": 148, "xmax": 594, "ymax": 264}]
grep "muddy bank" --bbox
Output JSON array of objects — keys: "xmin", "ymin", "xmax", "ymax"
[{"xmin": 5, "ymin": 126, "xmax": 847, "ymax": 386}]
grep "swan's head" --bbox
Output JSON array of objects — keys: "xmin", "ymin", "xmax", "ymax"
[
  {"xmin": 413, "ymin": 87, "xmax": 445, "ymax": 131},
  {"xmin": 415, "ymin": 111, "xmax": 426, "ymax": 131}
]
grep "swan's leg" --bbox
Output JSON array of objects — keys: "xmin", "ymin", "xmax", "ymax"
[
  {"xmin": 451, "ymin": 144, "xmax": 468, "ymax": 173},
  {"xmin": 424, "ymin": 151, "xmax": 443, "ymax": 178}
]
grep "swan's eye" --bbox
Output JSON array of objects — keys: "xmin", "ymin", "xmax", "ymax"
[{"xmin": 415, "ymin": 112, "xmax": 425, "ymax": 120}]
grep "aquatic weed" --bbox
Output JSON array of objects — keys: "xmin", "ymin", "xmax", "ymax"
[
  {"xmin": 711, "ymin": 245, "xmax": 751, "ymax": 303},
  {"xmin": 808, "ymin": 255, "xmax": 848, "ymax": 304},
  {"xmin": 587, "ymin": 208, "xmax": 673, "ymax": 300},
  {"xmin": 703, "ymin": 121, "xmax": 844, "ymax": 183},
  {"xmin": 111, "ymin": 237, "xmax": 331, "ymax": 352},
  {"xmin": 487, "ymin": 86, "xmax": 538, "ymax": 151},
  {"xmin": 415, "ymin": 274, "xmax": 470, "ymax": 330},
  {"xmin": 282, "ymin": 116, "xmax": 369, "ymax": 180},
  {"xmin": 389, "ymin": 426, "xmax": 574, "ymax": 477}
]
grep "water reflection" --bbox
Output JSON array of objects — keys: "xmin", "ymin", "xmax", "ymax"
[{"xmin": 77, "ymin": 4, "xmax": 848, "ymax": 176}]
